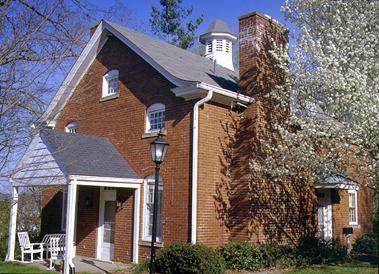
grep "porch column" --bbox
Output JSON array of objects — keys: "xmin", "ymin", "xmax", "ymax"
[
  {"xmin": 6, "ymin": 186, "xmax": 19, "ymax": 261},
  {"xmin": 64, "ymin": 181, "xmax": 77, "ymax": 274},
  {"xmin": 132, "ymin": 186, "xmax": 141, "ymax": 263}
]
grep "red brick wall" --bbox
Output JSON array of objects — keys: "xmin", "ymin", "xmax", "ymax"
[
  {"xmin": 231, "ymin": 12, "xmax": 316, "ymax": 245},
  {"xmin": 197, "ymin": 102, "xmax": 236, "ymax": 247},
  {"xmin": 239, "ymin": 12, "xmax": 287, "ymax": 97},
  {"xmin": 114, "ymin": 189, "xmax": 134, "ymax": 263},
  {"xmin": 54, "ymin": 36, "xmax": 195, "ymax": 259},
  {"xmin": 75, "ymin": 186, "xmax": 100, "ymax": 258},
  {"xmin": 41, "ymin": 187, "xmax": 65, "ymax": 236},
  {"xmin": 332, "ymin": 188, "xmax": 373, "ymax": 244}
]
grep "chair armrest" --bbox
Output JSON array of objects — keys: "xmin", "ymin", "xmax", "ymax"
[{"xmin": 30, "ymin": 242, "xmax": 45, "ymax": 246}]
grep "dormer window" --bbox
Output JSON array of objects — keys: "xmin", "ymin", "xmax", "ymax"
[
  {"xmin": 65, "ymin": 121, "xmax": 78, "ymax": 134},
  {"xmin": 102, "ymin": 70, "xmax": 119, "ymax": 98},
  {"xmin": 146, "ymin": 103, "xmax": 165, "ymax": 132}
]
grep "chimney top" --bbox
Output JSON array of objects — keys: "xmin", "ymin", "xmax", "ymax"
[{"xmin": 238, "ymin": 12, "xmax": 285, "ymax": 29}]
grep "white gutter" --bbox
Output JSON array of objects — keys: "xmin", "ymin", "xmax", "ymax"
[{"xmin": 191, "ymin": 90, "xmax": 213, "ymax": 244}]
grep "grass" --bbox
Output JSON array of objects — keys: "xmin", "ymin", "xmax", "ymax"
[
  {"xmin": 286, "ymin": 262, "xmax": 378, "ymax": 274},
  {"xmin": 0, "ymin": 261, "xmax": 53, "ymax": 273}
]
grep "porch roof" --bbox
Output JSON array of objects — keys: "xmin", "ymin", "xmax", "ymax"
[
  {"xmin": 315, "ymin": 175, "xmax": 359, "ymax": 190},
  {"xmin": 11, "ymin": 130, "xmax": 140, "ymax": 186}
]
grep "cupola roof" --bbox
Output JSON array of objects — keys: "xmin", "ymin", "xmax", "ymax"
[{"xmin": 200, "ymin": 19, "xmax": 237, "ymax": 43}]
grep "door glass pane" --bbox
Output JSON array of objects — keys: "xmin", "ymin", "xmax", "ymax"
[{"xmin": 104, "ymin": 201, "xmax": 115, "ymax": 244}]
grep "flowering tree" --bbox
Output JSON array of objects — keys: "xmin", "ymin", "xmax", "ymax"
[{"xmin": 265, "ymin": 0, "xmax": 378, "ymax": 197}]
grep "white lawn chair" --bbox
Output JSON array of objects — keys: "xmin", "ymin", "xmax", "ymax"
[
  {"xmin": 17, "ymin": 232, "xmax": 44, "ymax": 263},
  {"xmin": 49, "ymin": 237, "xmax": 64, "ymax": 269}
]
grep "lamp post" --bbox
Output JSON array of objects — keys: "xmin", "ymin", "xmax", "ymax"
[{"xmin": 149, "ymin": 131, "xmax": 169, "ymax": 274}]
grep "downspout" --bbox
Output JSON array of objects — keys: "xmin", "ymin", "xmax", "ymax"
[{"xmin": 191, "ymin": 90, "xmax": 213, "ymax": 244}]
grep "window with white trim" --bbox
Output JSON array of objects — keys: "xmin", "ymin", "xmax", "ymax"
[
  {"xmin": 65, "ymin": 121, "xmax": 78, "ymax": 134},
  {"xmin": 143, "ymin": 175, "xmax": 163, "ymax": 242},
  {"xmin": 146, "ymin": 103, "xmax": 165, "ymax": 132},
  {"xmin": 102, "ymin": 69, "xmax": 119, "ymax": 97},
  {"xmin": 348, "ymin": 190, "xmax": 358, "ymax": 225},
  {"xmin": 61, "ymin": 190, "xmax": 67, "ymax": 232}
]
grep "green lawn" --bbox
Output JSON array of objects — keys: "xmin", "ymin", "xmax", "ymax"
[
  {"xmin": 287, "ymin": 262, "xmax": 378, "ymax": 274},
  {"xmin": 0, "ymin": 262, "xmax": 52, "ymax": 273}
]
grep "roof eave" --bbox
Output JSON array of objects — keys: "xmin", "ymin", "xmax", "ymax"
[{"xmin": 172, "ymin": 82, "xmax": 253, "ymax": 106}]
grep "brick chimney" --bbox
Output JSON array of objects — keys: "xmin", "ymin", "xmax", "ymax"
[{"xmin": 238, "ymin": 12, "xmax": 287, "ymax": 97}]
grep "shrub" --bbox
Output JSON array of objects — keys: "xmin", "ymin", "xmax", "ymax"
[
  {"xmin": 156, "ymin": 242, "xmax": 225, "ymax": 274},
  {"xmin": 218, "ymin": 240, "xmax": 306, "ymax": 271},
  {"xmin": 218, "ymin": 240, "xmax": 262, "ymax": 270},
  {"xmin": 352, "ymin": 234, "xmax": 378, "ymax": 256},
  {"xmin": 132, "ymin": 259, "xmax": 149, "ymax": 274},
  {"xmin": 259, "ymin": 244, "xmax": 305, "ymax": 268},
  {"xmin": 297, "ymin": 236, "xmax": 347, "ymax": 264}
]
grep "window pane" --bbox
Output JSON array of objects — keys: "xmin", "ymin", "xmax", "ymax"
[
  {"xmin": 349, "ymin": 208, "xmax": 356, "ymax": 223},
  {"xmin": 149, "ymin": 110, "xmax": 165, "ymax": 131},
  {"xmin": 108, "ymin": 78, "xmax": 118, "ymax": 95},
  {"xmin": 144, "ymin": 181, "xmax": 163, "ymax": 239},
  {"xmin": 349, "ymin": 194, "xmax": 355, "ymax": 208}
]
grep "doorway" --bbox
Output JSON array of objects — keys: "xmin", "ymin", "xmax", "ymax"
[
  {"xmin": 98, "ymin": 187, "xmax": 116, "ymax": 261},
  {"xmin": 317, "ymin": 189, "xmax": 333, "ymax": 240}
]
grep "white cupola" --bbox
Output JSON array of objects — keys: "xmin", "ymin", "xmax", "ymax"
[{"xmin": 199, "ymin": 20, "xmax": 237, "ymax": 71}]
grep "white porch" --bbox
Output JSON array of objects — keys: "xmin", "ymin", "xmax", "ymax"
[
  {"xmin": 6, "ymin": 177, "xmax": 142, "ymax": 274},
  {"xmin": 6, "ymin": 130, "xmax": 143, "ymax": 274}
]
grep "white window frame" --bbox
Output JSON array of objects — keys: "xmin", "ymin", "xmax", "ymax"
[
  {"xmin": 61, "ymin": 190, "xmax": 67, "ymax": 232},
  {"xmin": 102, "ymin": 69, "xmax": 119, "ymax": 98},
  {"xmin": 142, "ymin": 175, "xmax": 163, "ymax": 242},
  {"xmin": 348, "ymin": 189, "xmax": 358, "ymax": 225},
  {"xmin": 65, "ymin": 121, "xmax": 78, "ymax": 134},
  {"xmin": 146, "ymin": 103, "xmax": 165, "ymax": 133}
]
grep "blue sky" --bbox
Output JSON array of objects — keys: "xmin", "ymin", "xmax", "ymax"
[{"xmin": 92, "ymin": 0, "xmax": 286, "ymax": 36}]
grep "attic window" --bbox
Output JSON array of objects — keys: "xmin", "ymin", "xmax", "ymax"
[
  {"xmin": 146, "ymin": 103, "xmax": 165, "ymax": 132},
  {"xmin": 102, "ymin": 69, "xmax": 119, "ymax": 98},
  {"xmin": 65, "ymin": 121, "xmax": 78, "ymax": 134},
  {"xmin": 207, "ymin": 40, "xmax": 213, "ymax": 53},
  {"xmin": 216, "ymin": 40, "xmax": 223, "ymax": 52}
]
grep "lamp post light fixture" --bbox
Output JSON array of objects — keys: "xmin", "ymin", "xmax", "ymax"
[{"xmin": 149, "ymin": 131, "xmax": 169, "ymax": 274}]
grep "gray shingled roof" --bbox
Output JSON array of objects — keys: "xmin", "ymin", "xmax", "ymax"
[
  {"xmin": 106, "ymin": 21, "xmax": 239, "ymax": 91},
  {"xmin": 40, "ymin": 130, "xmax": 140, "ymax": 179}
]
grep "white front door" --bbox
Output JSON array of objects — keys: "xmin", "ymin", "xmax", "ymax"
[
  {"xmin": 317, "ymin": 189, "xmax": 333, "ymax": 240},
  {"xmin": 98, "ymin": 188, "xmax": 116, "ymax": 261}
]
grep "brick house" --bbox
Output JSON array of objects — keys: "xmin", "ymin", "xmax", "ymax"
[{"xmin": 6, "ymin": 12, "xmax": 373, "ymax": 272}]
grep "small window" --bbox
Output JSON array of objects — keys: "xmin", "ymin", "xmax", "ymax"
[
  {"xmin": 143, "ymin": 175, "xmax": 163, "ymax": 242},
  {"xmin": 216, "ymin": 39, "xmax": 223, "ymax": 52},
  {"xmin": 207, "ymin": 40, "xmax": 213, "ymax": 53},
  {"xmin": 146, "ymin": 103, "xmax": 165, "ymax": 132},
  {"xmin": 65, "ymin": 121, "xmax": 78, "ymax": 134},
  {"xmin": 348, "ymin": 190, "xmax": 358, "ymax": 225},
  {"xmin": 102, "ymin": 69, "xmax": 119, "ymax": 98}
]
